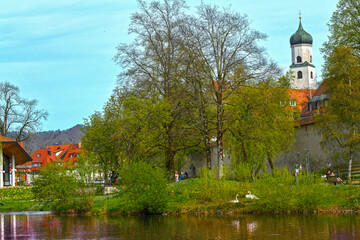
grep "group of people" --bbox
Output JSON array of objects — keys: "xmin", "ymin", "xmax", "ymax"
[
  {"xmin": 175, "ymin": 171, "xmax": 188, "ymax": 182},
  {"xmin": 325, "ymin": 169, "xmax": 343, "ymax": 185}
]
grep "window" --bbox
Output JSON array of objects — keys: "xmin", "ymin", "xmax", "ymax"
[
  {"xmin": 69, "ymin": 154, "xmax": 74, "ymax": 158},
  {"xmin": 310, "ymin": 55, "xmax": 312, "ymax": 63},
  {"xmin": 32, "ymin": 162, "xmax": 41, "ymax": 167},
  {"xmin": 289, "ymin": 100, "xmax": 296, "ymax": 107},
  {"xmin": 316, "ymin": 101, "xmax": 321, "ymax": 109},
  {"xmin": 36, "ymin": 153, "xmax": 41, "ymax": 157},
  {"xmin": 297, "ymin": 71, "xmax": 302, "ymax": 79},
  {"xmin": 297, "ymin": 56, "xmax": 302, "ymax": 63},
  {"xmin": 311, "ymin": 71, "xmax": 313, "ymax": 79},
  {"xmin": 308, "ymin": 103, "xmax": 313, "ymax": 111}
]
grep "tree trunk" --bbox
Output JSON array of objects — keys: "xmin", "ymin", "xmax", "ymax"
[
  {"xmin": 267, "ymin": 154, "xmax": 275, "ymax": 173},
  {"xmin": 216, "ymin": 93, "xmax": 224, "ymax": 178},
  {"xmin": 166, "ymin": 133, "xmax": 175, "ymax": 181},
  {"xmin": 241, "ymin": 141, "xmax": 248, "ymax": 163},
  {"xmin": 205, "ymin": 143, "xmax": 211, "ymax": 169},
  {"xmin": 348, "ymin": 149, "xmax": 352, "ymax": 185}
]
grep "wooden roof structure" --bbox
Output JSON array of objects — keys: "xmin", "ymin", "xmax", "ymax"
[{"xmin": 0, "ymin": 135, "xmax": 32, "ymax": 165}]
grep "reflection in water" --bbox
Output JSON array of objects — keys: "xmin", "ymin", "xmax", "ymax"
[{"xmin": 1, "ymin": 212, "xmax": 360, "ymax": 239}]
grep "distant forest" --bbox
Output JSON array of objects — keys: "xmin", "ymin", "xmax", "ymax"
[{"xmin": 9, "ymin": 124, "xmax": 84, "ymax": 155}]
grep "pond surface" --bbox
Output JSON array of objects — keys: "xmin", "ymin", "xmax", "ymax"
[{"xmin": 1, "ymin": 212, "xmax": 360, "ymax": 239}]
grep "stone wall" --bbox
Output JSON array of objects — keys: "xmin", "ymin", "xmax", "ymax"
[
  {"xmin": 182, "ymin": 148, "xmax": 231, "ymax": 178},
  {"xmin": 275, "ymin": 123, "xmax": 328, "ymax": 171},
  {"xmin": 184, "ymin": 123, "xmax": 332, "ymax": 175}
]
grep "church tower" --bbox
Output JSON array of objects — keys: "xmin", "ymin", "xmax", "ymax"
[{"xmin": 289, "ymin": 16, "xmax": 316, "ymax": 89}]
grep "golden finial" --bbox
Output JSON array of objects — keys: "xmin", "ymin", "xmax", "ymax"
[{"xmin": 299, "ymin": 10, "xmax": 301, "ymax": 21}]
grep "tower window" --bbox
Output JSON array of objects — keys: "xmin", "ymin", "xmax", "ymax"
[
  {"xmin": 297, "ymin": 56, "xmax": 302, "ymax": 63},
  {"xmin": 310, "ymin": 55, "xmax": 312, "ymax": 63},
  {"xmin": 311, "ymin": 71, "xmax": 313, "ymax": 79},
  {"xmin": 297, "ymin": 71, "xmax": 302, "ymax": 79}
]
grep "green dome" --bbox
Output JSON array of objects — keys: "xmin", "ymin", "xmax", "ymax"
[{"xmin": 290, "ymin": 20, "xmax": 313, "ymax": 45}]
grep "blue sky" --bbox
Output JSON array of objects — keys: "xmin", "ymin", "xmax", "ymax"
[{"xmin": 0, "ymin": 0, "xmax": 338, "ymax": 131}]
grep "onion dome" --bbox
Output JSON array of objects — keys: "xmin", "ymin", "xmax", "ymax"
[{"xmin": 290, "ymin": 19, "xmax": 313, "ymax": 45}]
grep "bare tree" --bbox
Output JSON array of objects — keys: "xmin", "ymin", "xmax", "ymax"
[{"xmin": 0, "ymin": 82, "xmax": 48, "ymax": 142}]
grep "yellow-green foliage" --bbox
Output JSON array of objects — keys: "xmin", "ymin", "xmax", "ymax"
[
  {"xmin": 0, "ymin": 187, "xmax": 33, "ymax": 200},
  {"xmin": 248, "ymin": 168, "xmax": 333, "ymax": 212},
  {"xmin": 119, "ymin": 161, "xmax": 169, "ymax": 214},
  {"xmin": 176, "ymin": 167, "xmax": 242, "ymax": 203}
]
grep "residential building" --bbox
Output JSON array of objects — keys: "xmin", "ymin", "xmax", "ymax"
[
  {"xmin": 16, "ymin": 143, "xmax": 82, "ymax": 185},
  {"xmin": 0, "ymin": 135, "xmax": 32, "ymax": 187}
]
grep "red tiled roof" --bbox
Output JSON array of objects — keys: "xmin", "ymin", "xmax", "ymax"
[
  {"xmin": 287, "ymin": 89, "xmax": 312, "ymax": 111},
  {"xmin": 293, "ymin": 82, "xmax": 329, "ymax": 126},
  {"xmin": 21, "ymin": 143, "xmax": 81, "ymax": 171}
]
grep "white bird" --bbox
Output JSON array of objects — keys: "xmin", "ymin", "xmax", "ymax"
[
  {"xmin": 229, "ymin": 194, "xmax": 239, "ymax": 203},
  {"xmin": 245, "ymin": 191, "xmax": 259, "ymax": 200}
]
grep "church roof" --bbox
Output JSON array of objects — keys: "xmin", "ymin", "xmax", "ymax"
[{"xmin": 290, "ymin": 19, "xmax": 313, "ymax": 45}]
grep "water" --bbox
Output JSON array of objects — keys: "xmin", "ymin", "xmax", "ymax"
[{"xmin": 1, "ymin": 212, "xmax": 360, "ymax": 239}]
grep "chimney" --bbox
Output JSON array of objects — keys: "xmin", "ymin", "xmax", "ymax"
[
  {"xmin": 310, "ymin": 89, "xmax": 312, "ymax": 99},
  {"xmin": 78, "ymin": 140, "xmax": 81, "ymax": 149}
]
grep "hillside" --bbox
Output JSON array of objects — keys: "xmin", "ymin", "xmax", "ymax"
[{"xmin": 10, "ymin": 124, "xmax": 84, "ymax": 154}]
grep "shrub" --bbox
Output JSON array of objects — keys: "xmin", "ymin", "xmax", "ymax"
[
  {"xmin": 249, "ymin": 168, "xmax": 330, "ymax": 212},
  {"xmin": 119, "ymin": 161, "xmax": 169, "ymax": 214},
  {"xmin": 193, "ymin": 166, "xmax": 238, "ymax": 202},
  {"xmin": 32, "ymin": 163, "xmax": 78, "ymax": 212},
  {"xmin": 232, "ymin": 161, "xmax": 253, "ymax": 182},
  {"xmin": 32, "ymin": 162, "xmax": 94, "ymax": 213}
]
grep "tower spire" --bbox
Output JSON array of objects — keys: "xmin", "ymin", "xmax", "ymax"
[{"xmin": 299, "ymin": 10, "xmax": 301, "ymax": 21}]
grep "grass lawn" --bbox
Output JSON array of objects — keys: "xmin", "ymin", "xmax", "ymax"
[{"xmin": 2, "ymin": 175, "xmax": 360, "ymax": 215}]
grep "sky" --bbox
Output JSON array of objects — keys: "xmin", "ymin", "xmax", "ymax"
[{"xmin": 0, "ymin": 0, "xmax": 338, "ymax": 131}]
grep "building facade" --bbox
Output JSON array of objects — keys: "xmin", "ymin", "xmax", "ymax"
[{"xmin": 0, "ymin": 135, "xmax": 32, "ymax": 187}]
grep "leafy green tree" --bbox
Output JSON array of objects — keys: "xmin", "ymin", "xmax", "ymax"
[
  {"xmin": 317, "ymin": 45, "xmax": 360, "ymax": 181},
  {"xmin": 184, "ymin": 4, "xmax": 280, "ymax": 177},
  {"xmin": 82, "ymin": 111, "xmax": 119, "ymax": 185},
  {"xmin": 104, "ymin": 88, "xmax": 171, "ymax": 164},
  {"xmin": 180, "ymin": 50, "xmax": 217, "ymax": 169},
  {"xmin": 321, "ymin": 0, "xmax": 360, "ymax": 62},
  {"xmin": 226, "ymin": 80, "xmax": 295, "ymax": 176},
  {"xmin": 277, "ymin": 71, "xmax": 293, "ymax": 89},
  {"xmin": 119, "ymin": 160, "xmax": 169, "ymax": 214},
  {"xmin": 114, "ymin": 0, "xmax": 199, "ymax": 177}
]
